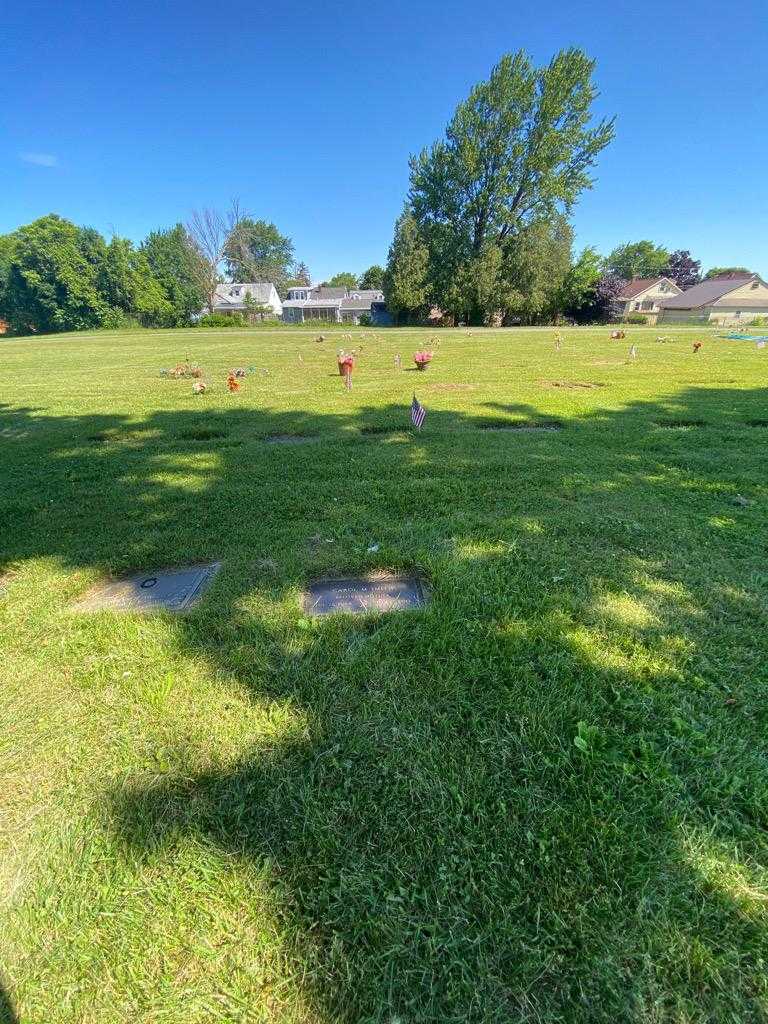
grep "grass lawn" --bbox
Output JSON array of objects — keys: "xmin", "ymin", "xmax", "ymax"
[{"xmin": 2, "ymin": 324, "xmax": 768, "ymax": 1023}]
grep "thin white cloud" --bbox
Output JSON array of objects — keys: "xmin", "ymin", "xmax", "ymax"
[{"xmin": 19, "ymin": 151, "xmax": 59, "ymax": 167}]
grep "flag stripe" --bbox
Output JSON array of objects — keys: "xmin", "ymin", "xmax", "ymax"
[{"xmin": 411, "ymin": 394, "xmax": 426, "ymax": 429}]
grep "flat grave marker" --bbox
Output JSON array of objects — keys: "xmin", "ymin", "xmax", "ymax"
[
  {"xmin": 75, "ymin": 562, "xmax": 221, "ymax": 613},
  {"xmin": 304, "ymin": 575, "xmax": 427, "ymax": 616}
]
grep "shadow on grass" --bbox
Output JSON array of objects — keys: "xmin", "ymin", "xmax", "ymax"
[
  {"xmin": 1, "ymin": 387, "xmax": 768, "ymax": 1021},
  {"xmin": 0, "ymin": 983, "xmax": 18, "ymax": 1024}
]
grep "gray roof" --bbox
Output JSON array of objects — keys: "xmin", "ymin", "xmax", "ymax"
[
  {"xmin": 314, "ymin": 287, "xmax": 347, "ymax": 300},
  {"xmin": 662, "ymin": 275, "xmax": 760, "ymax": 309},
  {"xmin": 340, "ymin": 289, "xmax": 385, "ymax": 310},
  {"xmin": 213, "ymin": 283, "xmax": 277, "ymax": 308}
]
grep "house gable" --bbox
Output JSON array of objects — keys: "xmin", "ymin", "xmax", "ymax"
[
  {"xmin": 711, "ymin": 278, "xmax": 768, "ymax": 307},
  {"xmin": 618, "ymin": 277, "xmax": 681, "ymax": 303}
]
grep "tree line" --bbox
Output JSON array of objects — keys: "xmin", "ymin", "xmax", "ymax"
[
  {"xmin": 382, "ymin": 49, "xmax": 753, "ymax": 325},
  {"xmin": 0, "ymin": 207, "xmax": 385, "ymax": 335},
  {"xmin": 0, "ymin": 48, "xmax": 755, "ymax": 334}
]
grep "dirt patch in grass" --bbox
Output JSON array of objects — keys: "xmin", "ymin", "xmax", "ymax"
[
  {"xmin": 539, "ymin": 379, "xmax": 606, "ymax": 390},
  {"xmin": 89, "ymin": 429, "xmax": 163, "ymax": 445}
]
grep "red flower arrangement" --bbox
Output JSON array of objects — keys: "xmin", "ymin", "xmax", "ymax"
[
  {"xmin": 413, "ymin": 350, "xmax": 434, "ymax": 370},
  {"xmin": 227, "ymin": 372, "xmax": 241, "ymax": 392}
]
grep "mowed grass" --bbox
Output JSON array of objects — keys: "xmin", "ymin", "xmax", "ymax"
[{"xmin": 1, "ymin": 324, "xmax": 768, "ymax": 1023}]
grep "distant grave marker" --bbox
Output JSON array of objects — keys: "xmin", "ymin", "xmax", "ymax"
[
  {"xmin": 75, "ymin": 562, "xmax": 221, "ymax": 613},
  {"xmin": 304, "ymin": 574, "xmax": 427, "ymax": 616}
]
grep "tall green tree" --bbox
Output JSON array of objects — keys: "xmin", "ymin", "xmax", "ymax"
[
  {"xmin": 323, "ymin": 272, "xmax": 358, "ymax": 289},
  {"xmin": 604, "ymin": 240, "xmax": 669, "ymax": 280},
  {"xmin": 0, "ymin": 233, "xmax": 15, "ymax": 321},
  {"xmin": 501, "ymin": 216, "xmax": 574, "ymax": 323},
  {"xmin": 704, "ymin": 266, "xmax": 752, "ymax": 279},
  {"xmin": 383, "ymin": 212, "xmax": 430, "ymax": 324},
  {"xmin": 408, "ymin": 48, "xmax": 614, "ymax": 323},
  {"xmin": 1, "ymin": 214, "xmax": 112, "ymax": 333},
  {"xmin": 224, "ymin": 218, "xmax": 295, "ymax": 295},
  {"xmin": 559, "ymin": 246, "xmax": 602, "ymax": 321},
  {"xmin": 141, "ymin": 224, "xmax": 204, "ymax": 325},
  {"xmin": 359, "ymin": 265, "xmax": 385, "ymax": 290}
]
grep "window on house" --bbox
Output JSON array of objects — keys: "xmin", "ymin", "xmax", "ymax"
[
  {"xmin": 641, "ymin": 300, "xmax": 655, "ymax": 311},
  {"xmin": 633, "ymin": 302, "xmax": 641, "ymax": 310}
]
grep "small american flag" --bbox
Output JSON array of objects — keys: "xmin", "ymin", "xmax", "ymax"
[
  {"xmin": 629, "ymin": 344, "xmax": 637, "ymax": 359},
  {"xmin": 394, "ymin": 353, "xmax": 402, "ymax": 369},
  {"xmin": 411, "ymin": 393, "xmax": 426, "ymax": 430}
]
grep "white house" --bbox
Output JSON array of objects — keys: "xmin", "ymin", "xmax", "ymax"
[
  {"xmin": 207, "ymin": 282, "xmax": 282, "ymax": 319},
  {"xmin": 281, "ymin": 285, "xmax": 384, "ymax": 324}
]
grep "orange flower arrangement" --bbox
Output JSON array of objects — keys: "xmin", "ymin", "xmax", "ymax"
[{"xmin": 227, "ymin": 372, "xmax": 240, "ymax": 392}]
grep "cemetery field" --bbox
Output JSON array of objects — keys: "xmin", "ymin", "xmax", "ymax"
[{"xmin": 3, "ymin": 324, "xmax": 768, "ymax": 1024}]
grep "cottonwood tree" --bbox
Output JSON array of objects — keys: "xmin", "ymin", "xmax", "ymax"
[
  {"xmin": 408, "ymin": 48, "xmax": 614, "ymax": 323},
  {"xmin": 605, "ymin": 240, "xmax": 669, "ymax": 280},
  {"xmin": 224, "ymin": 218, "xmax": 295, "ymax": 295}
]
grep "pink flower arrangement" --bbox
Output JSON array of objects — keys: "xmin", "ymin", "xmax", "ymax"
[
  {"xmin": 337, "ymin": 351, "xmax": 355, "ymax": 376},
  {"xmin": 413, "ymin": 350, "xmax": 434, "ymax": 370}
]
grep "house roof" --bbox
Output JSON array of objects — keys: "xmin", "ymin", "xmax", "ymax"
[
  {"xmin": 213, "ymin": 283, "xmax": 277, "ymax": 307},
  {"xmin": 618, "ymin": 277, "xmax": 678, "ymax": 300},
  {"xmin": 340, "ymin": 290, "xmax": 385, "ymax": 310},
  {"xmin": 661, "ymin": 274, "xmax": 763, "ymax": 309},
  {"xmin": 314, "ymin": 287, "xmax": 347, "ymax": 300}
]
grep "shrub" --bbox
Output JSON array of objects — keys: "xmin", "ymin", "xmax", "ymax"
[
  {"xmin": 625, "ymin": 313, "xmax": 648, "ymax": 325},
  {"xmin": 358, "ymin": 313, "xmax": 371, "ymax": 326},
  {"xmin": 196, "ymin": 313, "xmax": 245, "ymax": 328},
  {"xmin": 749, "ymin": 316, "xmax": 768, "ymax": 326}
]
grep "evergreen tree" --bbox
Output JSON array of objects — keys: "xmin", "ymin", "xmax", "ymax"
[{"xmin": 383, "ymin": 213, "xmax": 430, "ymax": 324}]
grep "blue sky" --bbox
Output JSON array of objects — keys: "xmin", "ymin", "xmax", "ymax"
[{"xmin": 2, "ymin": 0, "xmax": 767, "ymax": 281}]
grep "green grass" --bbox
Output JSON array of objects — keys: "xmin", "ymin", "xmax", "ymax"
[{"xmin": 1, "ymin": 324, "xmax": 767, "ymax": 1023}]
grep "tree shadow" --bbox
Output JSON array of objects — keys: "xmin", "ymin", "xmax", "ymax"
[
  {"xmin": 2, "ymin": 386, "xmax": 768, "ymax": 1020},
  {"xmin": 0, "ymin": 976, "xmax": 18, "ymax": 1024}
]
